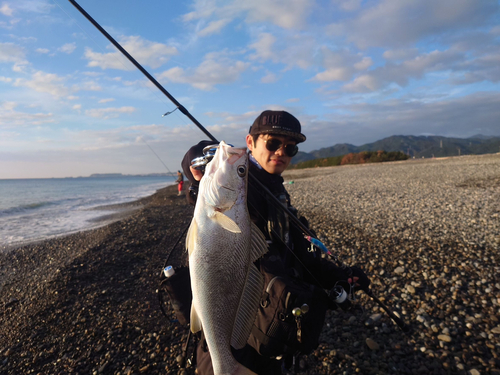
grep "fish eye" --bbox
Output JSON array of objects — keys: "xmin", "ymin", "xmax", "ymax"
[{"xmin": 237, "ymin": 165, "xmax": 246, "ymax": 177}]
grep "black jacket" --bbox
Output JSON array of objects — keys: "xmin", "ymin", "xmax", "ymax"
[{"xmin": 186, "ymin": 144, "xmax": 351, "ymax": 374}]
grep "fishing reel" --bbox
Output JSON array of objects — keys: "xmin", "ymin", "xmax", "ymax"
[
  {"xmin": 191, "ymin": 143, "xmax": 235, "ymax": 171},
  {"xmin": 329, "ymin": 283, "xmax": 353, "ymax": 311},
  {"xmin": 190, "ymin": 144, "xmax": 219, "ymax": 171}
]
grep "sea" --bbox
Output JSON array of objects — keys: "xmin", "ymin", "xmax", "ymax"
[{"xmin": 0, "ymin": 175, "xmax": 175, "ymax": 251}]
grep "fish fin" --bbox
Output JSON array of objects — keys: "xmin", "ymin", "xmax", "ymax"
[
  {"xmin": 213, "ymin": 211, "xmax": 241, "ymax": 233},
  {"xmin": 186, "ymin": 218, "xmax": 198, "ymax": 256},
  {"xmin": 231, "ymin": 263, "xmax": 264, "ymax": 349},
  {"xmin": 250, "ymin": 222, "xmax": 269, "ymax": 261},
  {"xmin": 190, "ymin": 304, "xmax": 202, "ymax": 333}
]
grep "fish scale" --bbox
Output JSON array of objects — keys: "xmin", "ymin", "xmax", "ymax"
[{"xmin": 187, "ymin": 141, "xmax": 268, "ymax": 375}]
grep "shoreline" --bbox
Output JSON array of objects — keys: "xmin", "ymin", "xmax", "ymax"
[
  {"xmin": 1, "ymin": 155, "xmax": 499, "ymax": 374},
  {"xmin": 0, "ymin": 183, "xmax": 174, "ymax": 254}
]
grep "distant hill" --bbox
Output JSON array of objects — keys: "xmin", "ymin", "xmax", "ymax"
[{"xmin": 292, "ymin": 134, "xmax": 500, "ymax": 163}]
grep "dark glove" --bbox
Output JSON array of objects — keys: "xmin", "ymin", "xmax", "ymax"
[{"xmin": 349, "ymin": 266, "xmax": 370, "ymax": 291}]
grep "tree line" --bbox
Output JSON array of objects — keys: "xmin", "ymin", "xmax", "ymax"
[{"xmin": 291, "ymin": 150, "xmax": 409, "ymax": 169}]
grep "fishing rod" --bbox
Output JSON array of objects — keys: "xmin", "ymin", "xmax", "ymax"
[
  {"xmin": 68, "ymin": 0, "xmax": 216, "ymax": 143},
  {"xmin": 69, "ymin": 0, "xmax": 410, "ymax": 334}
]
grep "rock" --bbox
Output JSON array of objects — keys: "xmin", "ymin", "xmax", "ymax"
[
  {"xmin": 438, "ymin": 334, "xmax": 452, "ymax": 343},
  {"xmin": 365, "ymin": 338, "xmax": 380, "ymax": 351},
  {"xmin": 491, "ymin": 326, "xmax": 500, "ymax": 334},
  {"xmin": 394, "ymin": 266, "xmax": 405, "ymax": 274}
]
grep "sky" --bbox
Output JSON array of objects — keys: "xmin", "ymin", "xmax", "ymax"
[{"xmin": 1, "ymin": 0, "xmax": 499, "ymax": 178}]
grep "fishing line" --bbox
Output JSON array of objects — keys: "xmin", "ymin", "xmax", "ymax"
[
  {"xmin": 245, "ymin": 194, "xmax": 332, "ymax": 293},
  {"xmin": 141, "ymin": 138, "xmax": 174, "ymax": 174}
]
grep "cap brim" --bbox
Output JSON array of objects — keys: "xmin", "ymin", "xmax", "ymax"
[{"xmin": 254, "ymin": 129, "xmax": 306, "ymax": 143}]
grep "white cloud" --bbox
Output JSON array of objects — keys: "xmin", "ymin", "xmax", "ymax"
[
  {"xmin": 0, "ymin": 42, "xmax": 26, "ymax": 64},
  {"xmin": 14, "ymin": 71, "xmax": 70, "ymax": 97},
  {"xmin": 84, "ymin": 36, "xmax": 178, "ymax": 70},
  {"xmin": 72, "ymin": 104, "xmax": 81, "ymax": 110},
  {"xmin": 84, "ymin": 106, "xmax": 136, "ymax": 119},
  {"xmin": 58, "ymin": 42, "xmax": 76, "ymax": 54},
  {"xmin": 329, "ymin": 0, "xmax": 499, "ymax": 48},
  {"xmin": 158, "ymin": 53, "xmax": 249, "ymax": 91},
  {"xmin": 249, "ymin": 33, "xmax": 277, "ymax": 62},
  {"xmin": 311, "ymin": 48, "xmax": 373, "ymax": 82},
  {"xmin": 342, "ymin": 49, "xmax": 463, "ymax": 92},
  {"xmin": 383, "ymin": 48, "xmax": 419, "ymax": 61},
  {"xmin": 36, "ymin": 48, "xmax": 50, "ymax": 54},
  {"xmin": 0, "ymin": 101, "xmax": 53, "ymax": 127},
  {"xmin": 249, "ymin": 32, "xmax": 315, "ymax": 69},
  {"xmin": 236, "ymin": 0, "xmax": 313, "ymax": 29},
  {"xmin": 261, "ymin": 72, "xmax": 278, "ymax": 83},
  {"xmin": 198, "ymin": 19, "xmax": 232, "ymax": 36},
  {"xmin": 333, "ymin": 0, "xmax": 362, "ymax": 11},
  {"xmin": 183, "ymin": 0, "xmax": 314, "ymax": 30},
  {"xmin": 0, "ymin": 3, "xmax": 14, "ymax": 16},
  {"xmin": 98, "ymin": 98, "xmax": 115, "ymax": 104},
  {"xmin": 0, "ymin": 76, "xmax": 12, "ymax": 82},
  {"xmin": 312, "ymin": 91, "xmax": 500, "ymax": 146}
]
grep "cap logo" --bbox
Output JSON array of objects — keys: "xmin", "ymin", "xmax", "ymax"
[{"xmin": 262, "ymin": 114, "xmax": 282, "ymax": 125}]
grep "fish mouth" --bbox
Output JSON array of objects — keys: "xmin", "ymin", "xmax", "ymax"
[{"xmin": 220, "ymin": 186, "xmax": 235, "ymax": 192}]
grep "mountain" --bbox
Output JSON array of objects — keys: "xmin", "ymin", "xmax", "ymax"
[{"xmin": 292, "ymin": 134, "xmax": 500, "ymax": 163}]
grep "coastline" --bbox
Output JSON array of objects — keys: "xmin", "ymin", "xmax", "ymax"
[{"xmin": 1, "ymin": 154, "xmax": 499, "ymax": 374}]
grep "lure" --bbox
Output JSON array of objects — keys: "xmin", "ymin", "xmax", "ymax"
[{"xmin": 305, "ymin": 236, "xmax": 331, "ymax": 255}]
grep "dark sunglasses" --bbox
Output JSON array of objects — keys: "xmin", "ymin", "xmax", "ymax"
[{"xmin": 263, "ymin": 138, "xmax": 298, "ymax": 157}]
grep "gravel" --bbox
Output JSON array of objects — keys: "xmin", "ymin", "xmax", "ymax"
[
  {"xmin": 1, "ymin": 153, "xmax": 499, "ymax": 375},
  {"xmin": 283, "ymin": 153, "xmax": 500, "ymax": 374}
]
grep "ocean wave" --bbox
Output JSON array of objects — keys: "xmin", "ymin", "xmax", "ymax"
[{"xmin": 0, "ymin": 201, "xmax": 55, "ymax": 217}]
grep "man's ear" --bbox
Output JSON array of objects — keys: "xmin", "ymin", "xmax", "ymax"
[{"xmin": 245, "ymin": 134, "xmax": 254, "ymax": 152}]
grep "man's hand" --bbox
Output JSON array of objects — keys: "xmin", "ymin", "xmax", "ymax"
[
  {"xmin": 348, "ymin": 266, "xmax": 370, "ymax": 291},
  {"xmin": 190, "ymin": 166, "xmax": 204, "ymax": 181}
]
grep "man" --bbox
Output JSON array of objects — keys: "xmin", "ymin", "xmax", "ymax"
[
  {"xmin": 176, "ymin": 170, "xmax": 184, "ymax": 196},
  {"xmin": 182, "ymin": 110, "xmax": 369, "ymax": 374}
]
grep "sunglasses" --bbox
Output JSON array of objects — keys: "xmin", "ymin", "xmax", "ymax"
[{"xmin": 263, "ymin": 137, "xmax": 298, "ymax": 157}]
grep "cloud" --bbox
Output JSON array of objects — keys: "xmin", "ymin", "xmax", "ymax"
[
  {"xmin": 58, "ymin": 42, "xmax": 76, "ymax": 54},
  {"xmin": 0, "ymin": 101, "xmax": 53, "ymax": 127},
  {"xmin": 14, "ymin": 71, "xmax": 70, "ymax": 97},
  {"xmin": 198, "ymin": 18, "xmax": 232, "ymax": 36},
  {"xmin": 84, "ymin": 36, "xmax": 178, "ymax": 70},
  {"xmin": 261, "ymin": 72, "xmax": 278, "ymax": 83},
  {"xmin": 0, "ymin": 3, "xmax": 14, "ymax": 16},
  {"xmin": 183, "ymin": 0, "xmax": 314, "ymax": 31},
  {"xmin": 329, "ymin": 0, "xmax": 499, "ymax": 48},
  {"xmin": 98, "ymin": 98, "xmax": 115, "ymax": 104},
  {"xmin": 342, "ymin": 49, "xmax": 462, "ymax": 92},
  {"xmin": 306, "ymin": 91, "xmax": 500, "ymax": 148},
  {"xmin": 84, "ymin": 106, "xmax": 136, "ymax": 119},
  {"xmin": 249, "ymin": 32, "xmax": 315, "ymax": 69},
  {"xmin": 0, "ymin": 42, "xmax": 26, "ymax": 64},
  {"xmin": 158, "ymin": 52, "xmax": 249, "ymax": 90},
  {"xmin": 236, "ymin": 0, "xmax": 313, "ymax": 29},
  {"xmin": 383, "ymin": 48, "xmax": 419, "ymax": 61},
  {"xmin": 311, "ymin": 48, "xmax": 373, "ymax": 82},
  {"xmin": 36, "ymin": 48, "xmax": 50, "ymax": 54},
  {"xmin": 332, "ymin": 0, "xmax": 362, "ymax": 12}
]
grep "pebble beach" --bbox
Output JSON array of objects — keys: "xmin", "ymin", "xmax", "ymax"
[{"xmin": 1, "ymin": 153, "xmax": 499, "ymax": 374}]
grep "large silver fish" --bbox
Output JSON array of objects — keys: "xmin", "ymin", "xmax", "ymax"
[{"xmin": 187, "ymin": 141, "xmax": 268, "ymax": 375}]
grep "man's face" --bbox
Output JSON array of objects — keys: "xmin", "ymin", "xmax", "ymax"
[{"xmin": 246, "ymin": 134, "xmax": 297, "ymax": 175}]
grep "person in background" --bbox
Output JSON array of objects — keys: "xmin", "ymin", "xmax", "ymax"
[
  {"xmin": 176, "ymin": 170, "xmax": 184, "ymax": 196},
  {"xmin": 181, "ymin": 110, "xmax": 370, "ymax": 374}
]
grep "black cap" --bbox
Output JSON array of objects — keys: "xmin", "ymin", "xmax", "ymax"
[{"xmin": 249, "ymin": 110, "xmax": 306, "ymax": 143}]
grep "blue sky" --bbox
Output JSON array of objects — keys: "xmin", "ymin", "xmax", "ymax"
[{"xmin": 1, "ymin": 0, "xmax": 499, "ymax": 178}]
